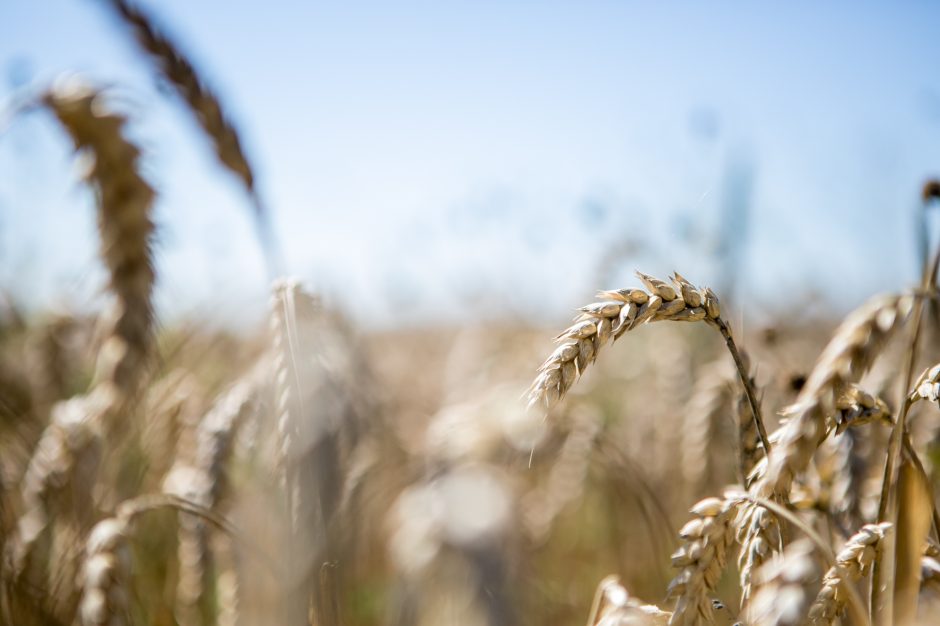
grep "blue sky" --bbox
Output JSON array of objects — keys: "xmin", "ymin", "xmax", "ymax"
[{"xmin": 2, "ymin": 1, "xmax": 940, "ymax": 327}]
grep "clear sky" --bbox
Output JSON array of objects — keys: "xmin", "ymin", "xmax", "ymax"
[{"xmin": 3, "ymin": 1, "xmax": 940, "ymax": 327}]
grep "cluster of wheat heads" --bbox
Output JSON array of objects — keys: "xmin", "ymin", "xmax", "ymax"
[{"xmin": 528, "ymin": 268, "xmax": 940, "ymax": 625}]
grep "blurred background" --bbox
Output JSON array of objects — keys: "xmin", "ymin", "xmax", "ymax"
[{"xmin": 3, "ymin": 1, "xmax": 940, "ymax": 328}]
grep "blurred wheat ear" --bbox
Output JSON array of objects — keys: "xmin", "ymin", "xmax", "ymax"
[
  {"xmin": 104, "ymin": 0, "xmax": 282, "ymax": 275},
  {"xmin": 4, "ymin": 81, "xmax": 156, "ymax": 604}
]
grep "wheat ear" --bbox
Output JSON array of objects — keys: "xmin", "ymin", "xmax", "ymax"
[
  {"xmin": 757, "ymin": 294, "xmax": 913, "ymax": 500},
  {"xmin": 106, "ymin": 0, "xmax": 256, "ymax": 202},
  {"xmin": 165, "ymin": 379, "xmax": 261, "ymax": 626},
  {"xmin": 735, "ymin": 295, "xmax": 912, "ymax": 605},
  {"xmin": 6, "ymin": 80, "xmax": 155, "ymax": 580},
  {"xmin": 667, "ymin": 495, "xmax": 739, "ymax": 626},
  {"xmin": 808, "ymin": 522, "xmax": 892, "ymax": 625},
  {"xmin": 528, "ymin": 272, "xmax": 769, "ymax": 457},
  {"xmin": 747, "ymin": 539, "xmax": 821, "ymax": 626}
]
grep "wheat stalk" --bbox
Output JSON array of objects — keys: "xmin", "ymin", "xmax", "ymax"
[{"xmin": 736, "ymin": 373, "xmax": 762, "ymax": 487}]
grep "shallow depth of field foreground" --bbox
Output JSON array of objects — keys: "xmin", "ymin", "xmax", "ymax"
[{"xmin": 4, "ymin": 2, "xmax": 940, "ymax": 626}]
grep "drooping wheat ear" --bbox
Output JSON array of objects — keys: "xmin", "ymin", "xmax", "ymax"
[
  {"xmin": 522, "ymin": 413, "xmax": 601, "ymax": 542},
  {"xmin": 747, "ymin": 538, "xmax": 821, "ymax": 626},
  {"xmin": 106, "ymin": 0, "xmax": 257, "ymax": 205},
  {"xmin": 807, "ymin": 522, "xmax": 891, "ymax": 625},
  {"xmin": 528, "ymin": 272, "xmax": 721, "ymax": 410},
  {"xmin": 45, "ymin": 79, "xmax": 156, "ymax": 413},
  {"xmin": 528, "ymin": 272, "xmax": 770, "ymax": 456},
  {"xmin": 588, "ymin": 576, "xmax": 671, "ymax": 626},
  {"xmin": 680, "ymin": 361, "xmax": 734, "ymax": 497},
  {"xmin": 667, "ymin": 494, "xmax": 740, "ymax": 626},
  {"xmin": 756, "ymin": 294, "xmax": 913, "ymax": 501}
]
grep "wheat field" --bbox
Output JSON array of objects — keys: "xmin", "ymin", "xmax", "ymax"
[{"xmin": 3, "ymin": 2, "xmax": 940, "ymax": 626}]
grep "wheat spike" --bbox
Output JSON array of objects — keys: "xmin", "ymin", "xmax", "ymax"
[
  {"xmin": 736, "ymin": 295, "xmax": 912, "ymax": 606},
  {"xmin": 747, "ymin": 539, "xmax": 820, "ymax": 626},
  {"xmin": 522, "ymin": 412, "xmax": 600, "ymax": 541},
  {"xmin": 757, "ymin": 294, "xmax": 913, "ymax": 500},
  {"xmin": 164, "ymin": 378, "xmax": 261, "ymax": 626},
  {"xmin": 808, "ymin": 523, "xmax": 892, "ymax": 625},
  {"xmin": 528, "ymin": 272, "xmax": 720, "ymax": 412},
  {"xmin": 107, "ymin": 0, "xmax": 258, "ymax": 205},
  {"xmin": 667, "ymin": 494, "xmax": 739, "ymax": 626},
  {"xmin": 45, "ymin": 79, "xmax": 156, "ymax": 412},
  {"xmin": 5, "ymin": 79, "xmax": 156, "ymax": 582},
  {"xmin": 735, "ymin": 497, "xmax": 782, "ymax": 605}
]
